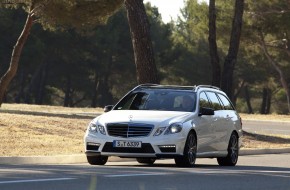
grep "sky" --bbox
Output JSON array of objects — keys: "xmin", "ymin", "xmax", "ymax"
[
  {"xmin": 144, "ymin": 0, "xmax": 209, "ymax": 23},
  {"xmin": 143, "ymin": 0, "xmax": 185, "ymax": 23}
]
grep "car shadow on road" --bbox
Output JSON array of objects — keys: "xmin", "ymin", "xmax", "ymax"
[{"xmin": 243, "ymin": 130, "xmax": 290, "ymax": 144}]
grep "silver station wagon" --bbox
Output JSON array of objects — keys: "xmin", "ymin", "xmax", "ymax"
[{"xmin": 84, "ymin": 84, "xmax": 243, "ymax": 167}]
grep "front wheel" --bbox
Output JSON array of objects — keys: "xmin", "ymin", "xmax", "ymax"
[
  {"xmin": 87, "ymin": 156, "xmax": 108, "ymax": 165},
  {"xmin": 217, "ymin": 133, "xmax": 239, "ymax": 166},
  {"xmin": 175, "ymin": 132, "xmax": 197, "ymax": 167}
]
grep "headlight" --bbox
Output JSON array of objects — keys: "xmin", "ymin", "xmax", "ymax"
[
  {"xmin": 88, "ymin": 123, "xmax": 98, "ymax": 133},
  {"xmin": 98, "ymin": 125, "xmax": 106, "ymax": 135},
  {"xmin": 154, "ymin": 127, "xmax": 166, "ymax": 136},
  {"xmin": 164, "ymin": 123, "xmax": 182, "ymax": 135}
]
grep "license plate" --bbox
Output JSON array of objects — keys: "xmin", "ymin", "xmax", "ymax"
[{"xmin": 113, "ymin": 140, "xmax": 142, "ymax": 148}]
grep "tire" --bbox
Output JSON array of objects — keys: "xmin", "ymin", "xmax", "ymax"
[
  {"xmin": 217, "ymin": 133, "xmax": 239, "ymax": 166},
  {"xmin": 136, "ymin": 158, "xmax": 156, "ymax": 165},
  {"xmin": 174, "ymin": 132, "xmax": 197, "ymax": 167},
  {"xmin": 87, "ymin": 156, "xmax": 108, "ymax": 165}
]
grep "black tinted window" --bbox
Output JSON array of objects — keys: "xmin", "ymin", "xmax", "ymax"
[{"xmin": 206, "ymin": 91, "xmax": 223, "ymax": 110}]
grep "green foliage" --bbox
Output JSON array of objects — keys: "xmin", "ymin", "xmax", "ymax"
[
  {"xmin": 36, "ymin": 0, "xmax": 124, "ymax": 30},
  {"xmin": 1, "ymin": 0, "xmax": 290, "ymax": 113},
  {"xmin": 1, "ymin": 0, "xmax": 124, "ymax": 30}
]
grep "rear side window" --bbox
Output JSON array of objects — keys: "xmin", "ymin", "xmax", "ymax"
[
  {"xmin": 199, "ymin": 92, "xmax": 211, "ymax": 108},
  {"xmin": 206, "ymin": 91, "xmax": 223, "ymax": 111},
  {"xmin": 217, "ymin": 94, "xmax": 235, "ymax": 110}
]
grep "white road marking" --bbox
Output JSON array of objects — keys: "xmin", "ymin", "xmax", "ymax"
[
  {"xmin": 185, "ymin": 168, "xmax": 290, "ymax": 178},
  {"xmin": 104, "ymin": 172, "xmax": 171, "ymax": 177},
  {"xmin": 104, "ymin": 168, "xmax": 290, "ymax": 179},
  {"xmin": 0, "ymin": 178, "xmax": 76, "ymax": 184}
]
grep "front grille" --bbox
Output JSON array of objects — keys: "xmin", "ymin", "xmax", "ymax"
[
  {"xmin": 106, "ymin": 123, "xmax": 154, "ymax": 138},
  {"xmin": 102, "ymin": 142, "xmax": 155, "ymax": 153}
]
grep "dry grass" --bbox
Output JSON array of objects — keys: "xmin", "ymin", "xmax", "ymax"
[
  {"xmin": 242, "ymin": 131, "xmax": 290, "ymax": 149},
  {"xmin": 240, "ymin": 113, "xmax": 290, "ymax": 122},
  {"xmin": 1, "ymin": 103, "xmax": 290, "ymax": 156},
  {"xmin": 1, "ymin": 103, "xmax": 103, "ymax": 113},
  {"xmin": 0, "ymin": 112, "xmax": 91, "ymax": 156}
]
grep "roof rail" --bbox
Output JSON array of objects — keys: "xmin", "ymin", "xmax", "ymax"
[
  {"xmin": 134, "ymin": 84, "xmax": 195, "ymax": 90},
  {"xmin": 195, "ymin": 85, "xmax": 221, "ymax": 91},
  {"xmin": 139, "ymin": 83, "xmax": 159, "ymax": 87},
  {"xmin": 132, "ymin": 83, "xmax": 158, "ymax": 91}
]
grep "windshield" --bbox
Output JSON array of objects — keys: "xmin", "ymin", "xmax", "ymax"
[{"xmin": 114, "ymin": 88, "xmax": 196, "ymax": 112}]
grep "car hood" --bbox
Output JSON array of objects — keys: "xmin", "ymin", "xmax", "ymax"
[{"xmin": 95, "ymin": 110, "xmax": 192, "ymax": 126}]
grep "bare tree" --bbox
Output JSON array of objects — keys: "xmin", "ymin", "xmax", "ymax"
[
  {"xmin": 259, "ymin": 31, "xmax": 290, "ymax": 113},
  {"xmin": 0, "ymin": 6, "xmax": 34, "ymax": 105}
]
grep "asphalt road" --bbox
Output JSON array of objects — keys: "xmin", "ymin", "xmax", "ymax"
[
  {"xmin": 1, "ymin": 154, "xmax": 290, "ymax": 190},
  {"xmin": 243, "ymin": 120, "xmax": 290, "ymax": 135}
]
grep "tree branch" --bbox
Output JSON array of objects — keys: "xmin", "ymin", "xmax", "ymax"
[{"xmin": 258, "ymin": 31, "xmax": 290, "ymax": 113}]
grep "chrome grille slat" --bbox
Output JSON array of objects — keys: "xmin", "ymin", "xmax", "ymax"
[{"xmin": 106, "ymin": 123, "xmax": 153, "ymax": 138}]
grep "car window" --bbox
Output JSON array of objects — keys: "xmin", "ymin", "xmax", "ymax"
[
  {"xmin": 199, "ymin": 92, "xmax": 211, "ymax": 108},
  {"xmin": 116, "ymin": 92, "xmax": 149, "ymax": 110},
  {"xmin": 217, "ymin": 93, "xmax": 235, "ymax": 110},
  {"xmin": 206, "ymin": 91, "xmax": 223, "ymax": 110},
  {"xmin": 114, "ymin": 89, "xmax": 196, "ymax": 112}
]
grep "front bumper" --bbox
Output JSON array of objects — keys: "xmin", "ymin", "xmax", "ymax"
[{"xmin": 84, "ymin": 132, "xmax": 186, "ymax": 158}]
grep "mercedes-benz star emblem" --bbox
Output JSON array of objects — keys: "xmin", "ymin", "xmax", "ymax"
[{"xmin": 128, "ymin": 115, "xmax": 133, "ymax": 121}]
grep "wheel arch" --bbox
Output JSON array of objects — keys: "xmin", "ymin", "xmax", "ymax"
[
  {"xmin": 232, "ymin": 130, "xmax": 239, "ymax": 138},
  {"xmin": 188, "ymin": 129, "xmax": 198, "ymax": 148}
]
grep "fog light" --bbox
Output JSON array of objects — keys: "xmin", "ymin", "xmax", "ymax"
[
  {"xmin": 158, "ymin": 145, "xmax": 176, "ymax": 153},
  {"xmin": 87, "ymin": 142, "xmax": 100, "ymax": 151},
  {"xmin": 87, "ymin": 142, "xmax": 100, "ymax": 146},
  {"xmin": 159, "ymin": 145, "xmax": 176, "ymax": 148}
]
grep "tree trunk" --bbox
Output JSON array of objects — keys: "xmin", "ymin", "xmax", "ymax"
[
  {"xmin": 259, "ymin": 31, "xmax": 290, "ymax": 113},
  {"xmin": 221, "ymin": 0, "xmax": 244, "ymax": 100},
  {"xmin": 260, "ymin": 87, "xmax": 271, "ymax": 114},
  {"xmin": 64, "ymin": 74, "xmax": 71, "ymax": 107},
  {"xmin": 97, "ymin": 55, "xmax": 113, "ymax": 107},
  {"xmin": 233, "ymin": 80, "xmax": 245, "ymax": 107},
  {"xmin": 95, "ymin": 77, "xmax": 112, "ymax": 107},
  {"xmin": 36, "ymin": 62, "xmax": 48, "ymax": 105},
  {"xmin": 15, "ymin": 68, "xmax": 25, "ymax": 103},
  {"xmin": 91, "ymin": 70, "xmax": 99, "ymax": 108},
  {"xmin": 260, "ymin": 88, "xmax": 267, "ymax": 114},
  {"xmin": 244, "ymin": 85, "xmax": 253, "ymax": 114},
  {"xmin": 24, "ymin": 62, "xmax": 43, "ymax": 104},
  {"xmin": 124, "ymin": 0, "xmax": 159, "ymax": 84},
  {"xmin": 266, "ymin": 89, "xmax": 271, "ymax": 114},
  {"xmin": 208, "ymin": 0, "xmax": 221, "ymax": 87},
  {"xmin": 0, "ymin": 11, "xmax": 34, "ymax": 106}
]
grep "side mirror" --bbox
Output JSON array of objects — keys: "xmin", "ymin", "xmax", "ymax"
[
  {"xmin": 104, "ymin": 105, "xmax": 114, "ymax": 112},
  {"xmin": 198, "ymin": 107, "xmax": 214, "ymax": 116}
]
